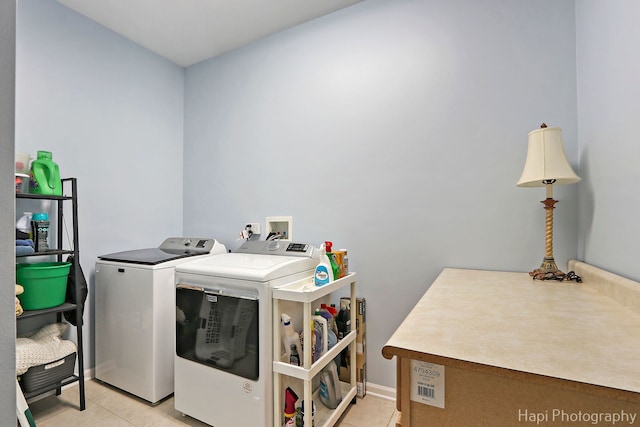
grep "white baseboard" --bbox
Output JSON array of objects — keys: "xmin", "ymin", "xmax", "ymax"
[
  {"xmin": 49, "ymin": 370, "xmax": 397, "ymax": 404},
  {"xmin": 84, "ymin": 367, "xmax": 94, "ymax": 380},
  {"xmin": 81, "ymin": 370, "xmax": 396, "ymax": 402},
  {"xmin": 364, "ymin": 382, "xmax": 396, "ymax": 400}
]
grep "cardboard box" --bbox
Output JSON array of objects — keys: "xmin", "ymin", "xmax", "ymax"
[
  {"xmin": 355, "ymin": 352, "xmax": 366, "ymax": 398},
  {"xmin": 339, "ymin": 297, "xmax": 366, "ymax": 397}
]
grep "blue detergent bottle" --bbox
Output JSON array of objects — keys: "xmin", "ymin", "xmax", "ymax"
[{"xmin": 314, "ymin": 243, "xmax": 334, "ymax": 286}]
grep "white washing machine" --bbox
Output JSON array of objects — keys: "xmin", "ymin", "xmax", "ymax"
[
  {"xmin": 174, "ymin": 240, "xmax": 319, "ymax": 427},
  {"xmin": 95, "ymin": 237, "xmax": 227, "ymax": 404}
]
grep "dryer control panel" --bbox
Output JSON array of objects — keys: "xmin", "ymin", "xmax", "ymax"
[
  {"xmin": 159, "ymin": 237, "xmax": 217, "ymax": 253},
  {"xmin": 235, "ymin": 240, "xmax": 318, "ymax": 258}
]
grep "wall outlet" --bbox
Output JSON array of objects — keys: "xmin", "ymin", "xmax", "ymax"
[{"xmin": 245, "ymin": 223, "xmax": 261, "ymax": 235}]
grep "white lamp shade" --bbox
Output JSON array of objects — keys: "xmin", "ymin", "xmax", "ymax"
[{"xmin": 517, "ymin": 126, "xmax": 581, "ymax": 187}]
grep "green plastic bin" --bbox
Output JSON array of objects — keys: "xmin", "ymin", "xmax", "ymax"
[{"xmin": 16, "ymin": 262, "xmax": 71, "ymax": 310}]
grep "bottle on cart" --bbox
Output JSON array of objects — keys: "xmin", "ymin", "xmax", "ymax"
[
  {"xmin": 284, "ymin": 387, "xmax": 298, "ymax": 427},
  {"xmin": 314, "ymin": 243, "xmax": 334, "ymax": 286},
  {"xmin": 324, "ymin": 241, "xmax": 341, "ymax": 281},
  {"xmin": 336, "ymin": 304, "xmax": 351, "ymax": 340},
  {"xmin": 296, "ymin": 400, "xmax": 315, "ymax": 427},
  {"xmin": 317, "ymin": 306, "xmax": 338, "ymax": 350},
  {"xmin": 336, "ymin": 303, "xmax": 351, "ymax": 370},
  {"xmin": 340, "ymin": 249, "xmax": 349, "ymax": 276},
  {"xmin": 281, "ymin": 313, "xmax": 303, "ymax": 363},
  {"xmin": 325, "ymin": 303, "xmax": 338, "ymax": 317},
  {"xmin": 311, "ymin": 310, "xmax": 328, "ymax": 361},
  {"xmin": 319, "ymin": 360, "xmax": 342, "ymax": 409},
  {"xmin": 289, "ymin": 344, "xmax": 300, "ymax": 366},
  {"xmin": 320, "ymin": 303, "xmax": 339, "ymax": 338}
]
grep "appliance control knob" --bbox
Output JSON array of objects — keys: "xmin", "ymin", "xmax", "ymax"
[
  {"xmin": 268, "ymin": 241, "xmax": 280, "ymax": 251},
  {"xmin": 183, "ymin": 239, "xmax": 192, "ymax": 247}
]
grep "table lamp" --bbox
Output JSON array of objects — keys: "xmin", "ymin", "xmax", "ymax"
[{"xmin": 517, "ymin": 124, "xmax": 581, "ymax": 280}]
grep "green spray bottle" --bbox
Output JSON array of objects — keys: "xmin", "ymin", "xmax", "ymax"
[{"xmin": 324, "ymin": 241, "xmax": 340, "ymax": 282}]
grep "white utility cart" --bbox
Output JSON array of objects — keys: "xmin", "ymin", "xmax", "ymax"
[{"xmin": 272, "ymin": 273, "xmax": 358, "ymax": 427}]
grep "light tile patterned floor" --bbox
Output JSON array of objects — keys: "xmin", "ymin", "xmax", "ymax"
[{"xmin": 25, "ymin": 379, "xmax": 398, "ymax": 427}]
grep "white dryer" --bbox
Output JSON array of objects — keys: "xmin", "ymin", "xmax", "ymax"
[
  {"xmin": 174, "ymin": 240, "xmax": 319, "ymax": 427},
  {"xmin": 95, "ymin": 237, "xmax": 227, "ymax": 404}
]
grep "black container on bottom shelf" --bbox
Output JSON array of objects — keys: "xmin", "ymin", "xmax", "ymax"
[{"xmin": 20, "ymin": 352, "xmax": 76, "ymax": 393}]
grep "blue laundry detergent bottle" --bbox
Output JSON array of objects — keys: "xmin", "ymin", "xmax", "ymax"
[{"xmin": 314, "ymin": 243, "xmax": 334, "ymax": 286}]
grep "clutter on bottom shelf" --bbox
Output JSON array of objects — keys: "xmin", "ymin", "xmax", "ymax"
[
  {"xmin": 284, "ymin": 386, "xmax": 298, "ymax": 427},
  {"xmin": 16, "ymin": 323, "xmax": 77, "ymax": 392},
  {"xmin": 21, "ymin": 353, "xmax": 77, "ymax": 393},
  {"xmin": 296, "ymin": 399, "xmax": 315, "ymax": 427},
  {"xmin": 283, "ymin": 386, "xmax": 325, "ymax": 427},
  {"xmin": 16, "ymin": 323, "xmax": 77, "ymax": 375},
  {"xmin": 319, "ymin": 361, "xmax": 342, "ymax": 409}
]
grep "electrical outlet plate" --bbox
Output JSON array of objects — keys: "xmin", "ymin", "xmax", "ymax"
[
  {"xmin": 245, "ymin": 223, "xmax": 261, "ymax": 234},
  {"xmin": 265, "ymin": 216, "xmax": 292, "ymax": 240}
]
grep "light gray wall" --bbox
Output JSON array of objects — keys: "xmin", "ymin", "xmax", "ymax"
[
  {"xmin": 16, "ymin": 0, "xmax": 185, "ymax": 372},
  {"xmin": 576, "ymin": 1, "xmax": 640, "ymax": 281},
  {"xmin": 18, "ymin": 0, "xmax": 623, "ymax": 399},
  {"xmin": 183, "ymin": 0, "xmax": 579, "ymax": 388},
  {"xmin": 1, "ymin": 1, "xmax": 16, "ymax": 424}
]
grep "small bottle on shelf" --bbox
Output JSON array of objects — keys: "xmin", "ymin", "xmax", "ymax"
[
  {"xmin": 324, "ymin": 241, "xmax": 341, "ymax": 281},
  {"xmin": 281, "ymin": 313, "xmax": 303, "ymax": 362},
  {"xmin": 31, "ymin": 212, "xmax": 50, "ymax": 252},
  {"xmin": 289, "ymin": 344, "xmax": 300, "ymax": 366},
  {"xmin": 314, "ymin": 243, "xmax": 334, "ymax": 286}
]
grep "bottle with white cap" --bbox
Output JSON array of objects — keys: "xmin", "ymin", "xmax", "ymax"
[
  {"xmin": 281, "ymin": 313, "xmax": 303, "ymax": 363},
  {"xmin": 314, "ymin": 243, "xmax": 334, "ymax": 286},
  {"xmin": 16, "ymin": 212, "xmax": 33, "ymax": 239}
]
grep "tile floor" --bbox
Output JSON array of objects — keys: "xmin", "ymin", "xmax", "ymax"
[{"xmin": 25, "ymin": 379, "xmax": 398, "ymax": 427}]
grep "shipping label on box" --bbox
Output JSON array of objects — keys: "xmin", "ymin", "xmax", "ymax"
[{"xmin": 410, "ymin": 359, "xmax": 445, "ymax": 408}]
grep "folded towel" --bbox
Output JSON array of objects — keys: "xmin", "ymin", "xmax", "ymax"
[
  {"xmin": 16, "ymin": 239, "xmax": 34, "ymax": 247},
  {"xmin": 16, "ymin": 246, "xmax": 35, "ymax": 256}
]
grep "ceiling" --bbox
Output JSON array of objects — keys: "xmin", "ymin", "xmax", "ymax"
[{"xmin": 56, "ymin": 0, "xmax": 364, "ymax": 67}]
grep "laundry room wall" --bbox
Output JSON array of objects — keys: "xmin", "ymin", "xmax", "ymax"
[
  {"xmin": 15, "ymin": 0, "xmax": 185, "ymax": 370},
  {"xmin": 182, "ymin": 0, "xmax": 579, "ymax": 389},
  {"xmin": 576, "ymin": 1, "xmax": 640, "ymax": 281}
]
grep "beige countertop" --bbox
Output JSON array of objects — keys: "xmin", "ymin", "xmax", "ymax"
[{"xmin": 383, "ymin": 263, "xmax": 640, "ymax": 395}]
